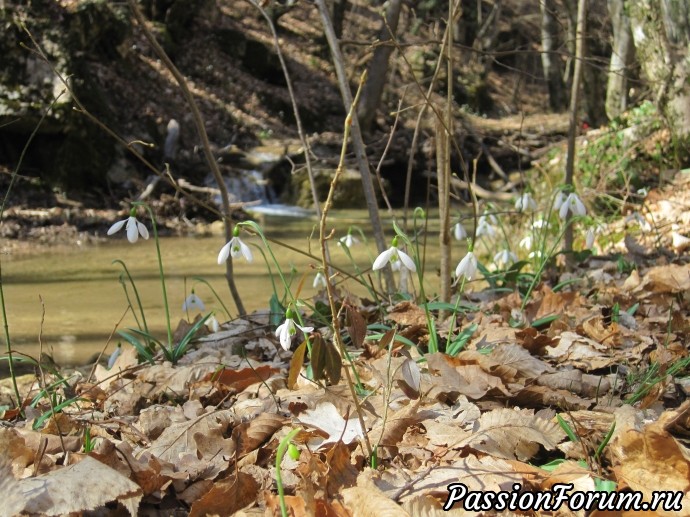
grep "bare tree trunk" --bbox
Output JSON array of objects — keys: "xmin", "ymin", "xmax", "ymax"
[
  {"xmin": 314, "ymin": 0, "xmax": 394, "ymax": 291},
  {"xmin": 564, "ymin": 0, "xmax": 586, "ymax": 261},
  {"xmin": 606, "ymin": 0, "xmax": 635, "ymax": 120},
  {"xmin": 541, "ymin": 0, "xmax": 568, "ymax": 111},
  {"xmin": 627, "ymin": 0, "xmax": 690, "ymax": 140},
  {"xmin": 435, "ymin": 116, "xmax": 451, "ymax": 317},
  {"xmin": 357, "ymin": 0, "xmax": 403, "ymax": 132}
]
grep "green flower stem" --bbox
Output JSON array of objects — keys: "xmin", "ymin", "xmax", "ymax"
[
  {"xmin": 134, "ymin": 202, "xmax": 173, "ymax": 349},
  {"xmin": 394, "ymin": 217, "xmax": 439, "ymax": 354},
  {"xmin": 520, "ymin": 216, "xmax": 583, "ymax": 314},
  {"xmin": 192, "ymin": 277, "xmax": 232, "ymax": 320},
  {"xmin": 276, "ymin": 428, "xmax": 301, "ymax": 517},
  {"xmin": 112, "ymin": 259, "xmax": 149, "ymax": 335}
]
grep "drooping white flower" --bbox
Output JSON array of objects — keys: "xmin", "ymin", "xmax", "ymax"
[
  {"xmin": 585, "ymin": 228, "xmax": 596, "ymax": 249},
  {"xmin": 519, "ymin": 235, "xmax": 533, "ymax": 250},
  {"xmin": 558, "ymin": 193, "xmax": 586, "ymax": 220},
  {"xmin": 476, "ymin": 220, "xmax": 496, "ymax": 238},
  {"xmin": 275, "ymin": 317, "xmax": 313, "ymax": 351},
  {"xmin": 313, "ymin": 271, "xmax": 327, "ymax": 289},
  {"xmin": 218, "ymin": 235, "xmax": 253, "ymax": 264},
  {"xmin": 373, "ymin": 245, "xmax": 416, "ymax": 272},
  {"xmin": 338, "ymin": 233, "xmax": 359, "ymax": 248},
  {"xmin": 107, "ymin": 215, "xmax": 149, "ymax": 243},
  {"xmin": 107, "ymin": 343, "xmax": 122, "ymax": 370},
  {"xmin": 515, "ymin": 193, "xmax": 537, "ymax": 212},
  {"xmin": 553, "ymin": 191, "xmax": 567, "ymax": 212},
  {"xmin": 625, "ymin": 212, "xmax": 652, "ymax": 232},
  {"xmin": 453, "ymin": 222, "xmax": 467, "ymax": 241},
  {"xmin": 532, "ymin": 219, "xmax": 549, "ymax": 230},
  {"xmin": 494, "ymin": 249, "xmax": 517, "ymax": 267},
  {"xmin": 455, "ymin": 251, "xmax": 478, "ymax": 280},
  {"xmin": 208, "ymin": 314, "xmax": 221, "ymax": 333},
  {"xmin": 182, "ymin": 292, "xmax": 205, "ymax": 312}
]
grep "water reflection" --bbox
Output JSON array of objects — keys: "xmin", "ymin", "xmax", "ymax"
[{"xmin": 3, "ymin": 211, "xmax": 447, "ymax": 365}]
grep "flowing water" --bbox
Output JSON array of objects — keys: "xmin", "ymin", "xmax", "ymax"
[{"xmin": 3, "ymin": 210, "xmax": 448, "ymax": 366}]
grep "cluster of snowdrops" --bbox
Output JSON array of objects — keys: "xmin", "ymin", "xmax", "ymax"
[{"xmin": 105, "ymin": 188, "xmax": 592, "ymax": 356}]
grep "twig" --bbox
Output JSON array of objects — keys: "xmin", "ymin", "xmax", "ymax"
[
  {"xmin": 126, "ymin": 1, "xmax": 246, "ymax": 315},
  {"xmin": 318, "ymin": 71, "xmax": 373, "ymax": 459},
  {"xmin": 314, "ymin": 0, "xmax": 394, "ymax": 292}
]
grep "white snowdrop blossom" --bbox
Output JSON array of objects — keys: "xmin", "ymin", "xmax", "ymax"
[
  {"xmin": 313, "ymin": 271, "xmax": 327, "ymax": 289},
  {"xmin": 275, "ymin": 317, "xmax": 313, "ymax": 351},
  {"xmin": 218, "ymin": 235, "xmax": 253, "ymax": 264},
  {"xmin": 558, "ymin": 193, "xmax": 586, "ymax": 220},
  {"xmin": 455, "ymin": 251, "xmax": 478, "ymax": 280},
  {"xmin": 453, "ymin": 222, "xmax": 467, "ymax": 241},
  {"xmin": 338, "ymin": 233, "xmax": 359, "ymax": 248},
  {"xmin": 528, "ymin": 250, "xmax": 543, "ymax": 259},
  {"xmin": 479, "ymin": 212, "xmax": 498, "ymax": 226},
  {"xmin": 553, "ymin": 191, "xmax": 567, "ymax": 212},
  {"xmin": 519, "ymin": 235, "xmax": 533, "ymax": 250},
  {"xmin": 476, "ymin": 220, "xmax": 496, "ymax": 238},
  {"xmin": 585, "ymin": 228, "xmax": 596, "ymax": 249},
  {"xmin": 107, "ymin": 343, "xmax": 122, "ymax": 370},
  {"xmin": 494, "ymin": 249, "xmax": 518, "ymax": 267},
  {"xmin": 515, "ymin": 193, "xmax": 537, "ymax": 212},
  {"xmin": 107, "ymin": 215, "xmax": 149, "ymax": 243},
  {"xmin": 208, "ymin": 314, "xmax": 221, "ymax": 333},
  {"xmin": 624, "ymin": 212, "xmax": 652, "ymax": 232},
  {"xmin": 373, "ymin": 244, "xmax": 416, "ymax": 272},
  {"xmin": 182, "ymin": 292, "xmax": 205, "ymax": 312},
  {"xmin": 532, "ymin": 218, "xmax": 549, "ymax": 230}
]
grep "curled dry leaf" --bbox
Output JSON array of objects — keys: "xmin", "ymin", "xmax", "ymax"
[
  {"xmin": 3, "ymin": 456, "xmax": 142, "ymax": 516},
  {"xmin": 457, "ymin": 407, "xmax": 565, "ymax": 461},
  {"xmin": 297, "ymin": 402, "xmax": 364, "ymax": 448},
  {"xmin": 189, "ymin": 472, "xmax": 259, "ymax": 517}
]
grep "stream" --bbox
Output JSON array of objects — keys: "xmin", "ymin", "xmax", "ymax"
[{"xmin": 3, "ymin": 210, "xmax": 448, "ymax": 366}]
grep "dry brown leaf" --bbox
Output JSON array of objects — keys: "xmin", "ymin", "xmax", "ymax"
[
  {"xmin": 325, "ymin": 441, "xmax": 359, "ymax": 496},
  {"xmin": 342, "ymin": 485, "xmax": 411, "ymax": 516},
  {"xmin": 515, "ymin": 327, "xmax": 556, "ymax": 355},
  {"xmin": 387, "ymin": 301, "xmax": 427, "ymax": 327},
  {"xmin": 537, "ymin": 369, "xmax": 611, "ymax": 398},
  {"xmin": 4, "ymin": 455, "xmax": 142, "ymax": 516},
  {"xmin": 0, "ymin": 428, "xmax": 35, "ymax": 474},
  {"xmin": 513, "ymin": 385, "xmax": 591, "ymax": 410},
  {"xmin": 189, "ymin": 472, "xmax": 258, "ymax": 517},
  {"xmin": 369, "ymin": 400, "xmax": 421, "ymax": 458},
  {"xmin": 297, "ymin": 402, "xmax": 364, "ymax": 448},
  {"xmin": 200, "ymin": 364, "xmax": 279, "ymax": 392},
  {"xmin": 489, "ymin": 343, "xmax": 554, "ymax": 380},
  {"xmin": 547, "ymin": 331, "xmax": 618, "ymax": 371},
  {"xmin": 457, "ymin": 408, "xmax": 565, "ymax": 461},
  {"xmin": 610, "ymin": 402, "xmax": 690, "ymax": 516},
  {"xmin": 147, "ymin": 408, "xmax": 236, "ymax": 478},
  {"xmin": 233, "ymin": 412, "xmax": 285, "ymax": 456},
  {"xmin": 426, "ymin": 353, "xmax": 509, "ymax": 401}
]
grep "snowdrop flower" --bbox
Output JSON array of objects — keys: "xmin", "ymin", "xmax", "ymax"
[
  {"xmin": 107, "ymin": 212, "xmax": 149, "ymax": 243},
  {"xmin": 558, "ymin": 193, "xmax": 586, "ymax": 220},
  {"xmin": 338, "ymin": 232, "xmax": 359, "ymax": 248},
  {"xmin": 275, "ymin": 310, "xmax": 313, "ymax": 351},
  {"xmin": 528, "ymin": 250, "xmax": 543, "ymax": 259},
  {"xmin": 208, "ymin": 314, "xmax": 221, "ymax": 333},
  {"xmin": 182, "ymin": 291, "xmax": 205, "ymax": 312},
  {"xmin": 515, "ymin": 193, "xmax": 537, "ymax": 212},
  {"xmin": 585, "ymin": 228, "xmax": 596, "ymax": 249},
  {"xmin": 455, "ymin": 251, "xmax": 478, "ymax": 280},
  {"xmin": 453, "ymin": 222, "xmax": 467, "ymax": 241},
  {"xmin": 218, "ymin": 228, "xmax": 253, "ymax": 264},
  {"xmin": 553, "ymin": 191, "xmax": 567, "ymax": 212},
  {"xmin": 532, "ymin": 218, "xmax": 549, "ymax": 230},
  {"xmin": 107, "ymin": 343, "xmax": 122, "ymax": 370},
  {"xmin": 624, "ymin": 212, "xmax": 651, "ymax": 232},
  {"xmin": 672, "ymin": 232, "xmax": 690, "ymax": 253},
  {"xmin": 313, "ymin": 271, "xmax": 327, "ymax": 289},
  {"xmin": 494, "ymin": 249, "xmax": 517, "ymax": 267},
  {"xmin": 373, "ymin": 237, "xmax": 416, "ymax": 272},
  {"xmin": 476, "ymin": 219, "xmax": 496, "ymax": 238},
  {"xmin": 519, "ymin": 235, "xmax": 533, "ymax": 250}
]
